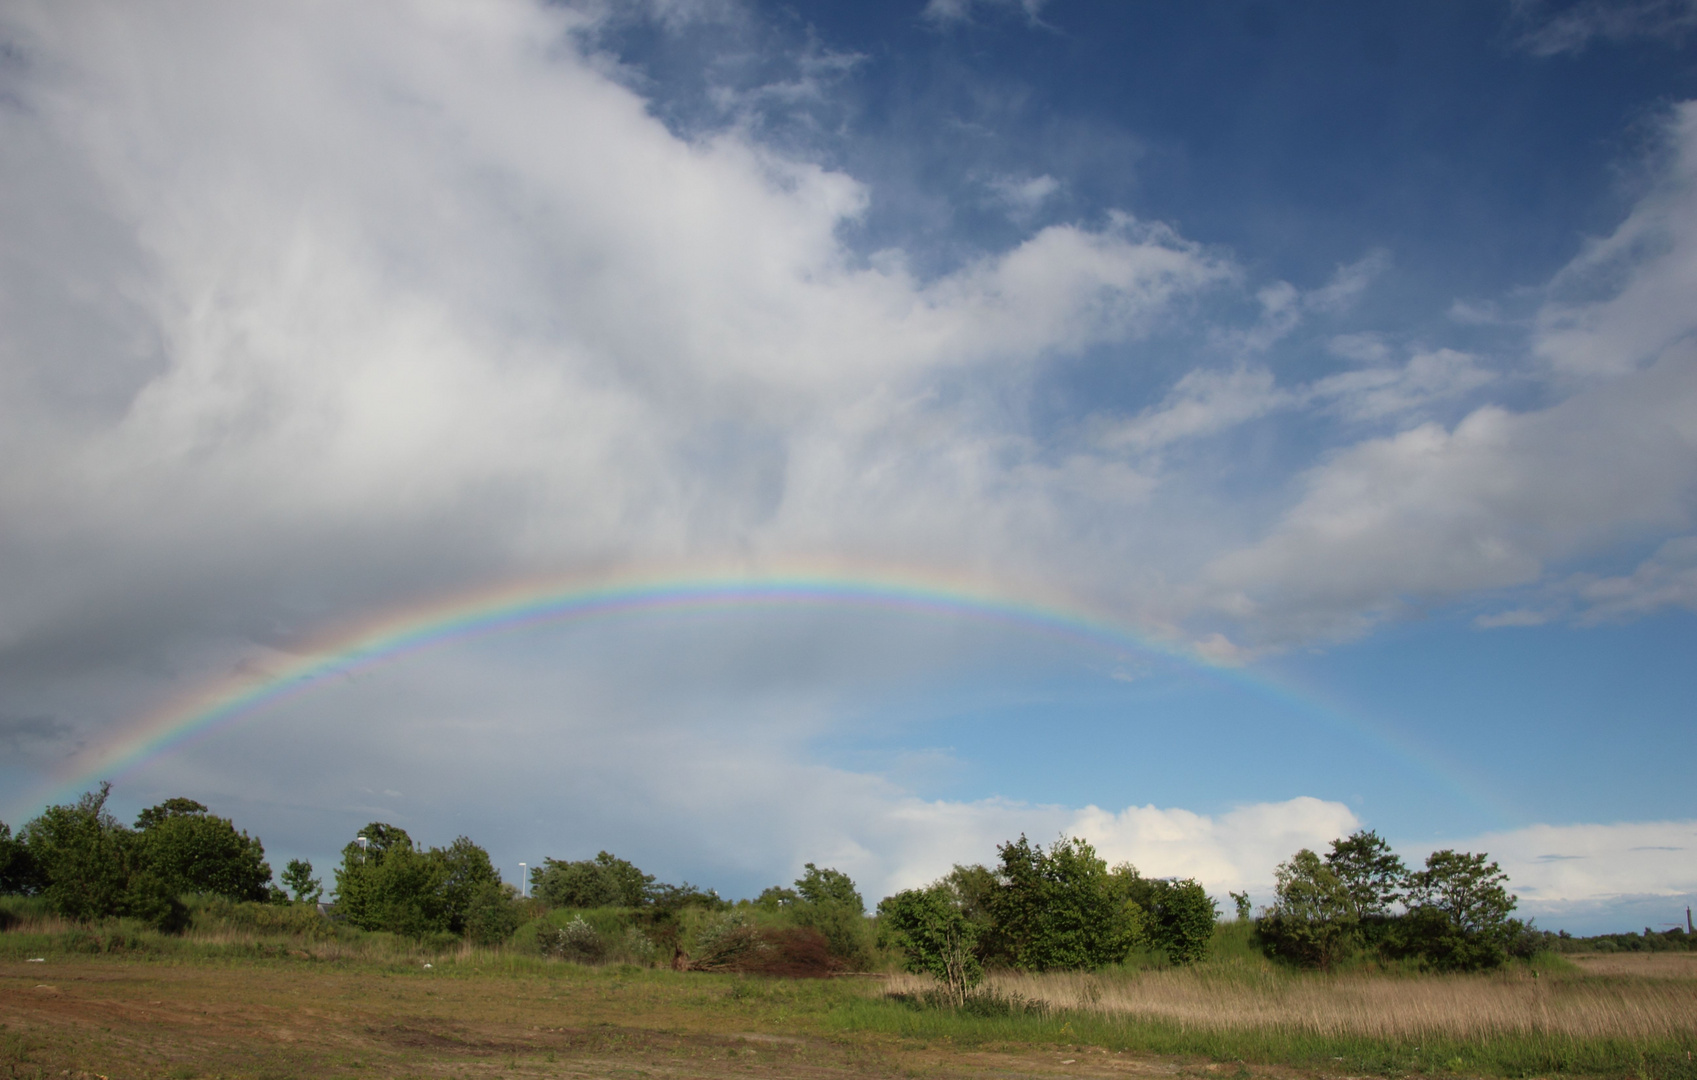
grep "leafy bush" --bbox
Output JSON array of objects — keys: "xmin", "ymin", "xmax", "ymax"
[
  {"xmin": 987, "ymin": 835, "xmax": 1145, "ymax": 971},
  {"xmin": 541, "ymin": 914, "xmax": 607, "ymax": 963},
  {"xmin": 464, "ymin": 881, "xmax": 523, "ymax": 946},
  {"xmin": 531, "ymin": 851, "xmax": 655, "ymax": 908},
  {"xmin": 878, "ymin": 884, "xmax": 982, "ymax": 1002},
  {"xmin": 133, "ymin": 798, "xmax": 273, "ymax": 902},
  {"xmin": 690, "ymin": 912, "xmax": 770, "ymax": 971},
  {"xmin": 333, "ymin": 824, "xmax": 501, "ymax": 938}
]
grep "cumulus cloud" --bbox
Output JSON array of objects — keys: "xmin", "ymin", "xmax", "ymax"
[
  {"xmin": 0, "ymin": 0, "xmax": 1230, "ymax": 699},
  {"xmin": 1203, "ymin": 353, "xmax": 1697, "ymax": 643},
  {"xmin": 1432, "ymin": 818, "xmax": 1697, "ymax": 929}
]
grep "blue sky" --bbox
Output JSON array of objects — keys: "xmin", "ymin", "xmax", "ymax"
[{"xmin": 1, "ymin": 0, "xmax": 1695, "ymax": 933}]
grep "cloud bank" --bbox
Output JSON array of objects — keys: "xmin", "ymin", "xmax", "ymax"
[{"xmin": 0, "ymin": 1, "xmax": 1694, "ymax": 931}]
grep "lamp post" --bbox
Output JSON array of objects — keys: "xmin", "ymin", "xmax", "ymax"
[{"xmin": 356, "ymin": 835, "xmax": 369, "ymax": 863}]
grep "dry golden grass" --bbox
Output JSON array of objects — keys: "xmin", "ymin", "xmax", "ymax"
[
  {"xmin": 1568, "ymin": 952, "xmax": 1697, "ymax": 978},
  {"xmin": 885, "ymin": 961, "xmax": 1697, "ymax": 1042}
]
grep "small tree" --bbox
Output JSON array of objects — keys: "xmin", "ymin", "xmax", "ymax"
[
  {"xmin": 1325, "ymin": 829, "xmax": 1406, "ymax": 944},
  {"xmin": 988, "ymin": 835, "xmax": 1143, "ymax": 970},
  {"xmin": 530, "ymin": 851, "xmax": 656, "ymax": 909},
  {"xmin": 1146, "ymin": 877, "xmax": 1217, "ymax": 965},
  {"xmin": 1229, "ymin": 890, "xmax": 1252, "ymax": 921},
  {"xmin": 1257, "ymin": 848, "xmax": 1358, "ymax": 969},
  {"xmin": 281, "ymin": 859, "xmax": 322, "ymax": 903},
  {"xmin": 1395, "ymin": 849, "xmax": 1518, "ymax": 971},
  {"xmin": 789, "ymin": 863, "xmax": 873, "ymax": 969},
  {"xmin": 463, "ymin": 881, "xmax": 523, "ymax": 945},
  {"xmin": 794, "ymin": 863, "xmax": 864, "ymax": 912},
  {"xmin": 333, "ymin": 823, "xmax": 499, "ymax": 937},
  {"xmin": 0, "ymin": 820, "xmax": 41, "ymax": 895},
  {"xmin": 878, "ymin": 885, "xmax": 982, "ymax": 1005},
  {"xmin": 133, "ymin": 799, "xmax": 273, "ymax": 901},
  {"xmin": 19, "ymin": 784, "xmax": 186, "ymax": 930}
]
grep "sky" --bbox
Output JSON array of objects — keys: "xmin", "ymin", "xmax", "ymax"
[{"xmin": 1, "ymin": 0, "xmax": 1695, "ymax": 935}]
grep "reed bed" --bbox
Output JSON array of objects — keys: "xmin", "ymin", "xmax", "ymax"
[{"xmin": 884, "ymin": 963, "xmax": 1697, "ymax": 1042}]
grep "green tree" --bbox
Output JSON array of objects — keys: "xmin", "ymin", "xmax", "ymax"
[
  {"xmin": 1257, "ymin": 848, "xmax": 1358, "ymax": 969},
  {"xmin": 0, "ymin": 820, "xmax": 41, "ymax": 895},
  {"xmin": 133, "ymin": 798, "xmax": 273, "ymax": 901},
  {"xmin": 1393, "ymin": 849, "xmax": 1518, "ymax": 971},
  {"xmin": 1325, "ymin": 829, "xmax": 1406, "ymax": 936},
  {"xmin": 1229, "ymin": 890, "xmax": 1252, "ymax": 921},
  {"xmin": 1144, "ymin": 876, "xmax": 1217, "ymax": 965},
  {"xmin": 19, "ymin": 784, "xmax": 186, "ymax": 929},
  {"xmin": 333, "ymin": 823, "xmax": 500, "ymax": 937},
  {"xmin": 789, "ymin": 863, "xmax": 873, "ymax": 969},
  {"xmin": 753, "ymin": 885, "xmax": 799, "ymax": 910},
  {"xmin": 281, "ymin": 858, "xmax": 322, "ymax": 903},
  {"xmin": 530, "ymin": 851, "xmax": 656, "ymax": 909},
  {"xmin": 463, "ymin": 881, "xmax": 523, "ymax": 945},
  {"xmin": 939, "ymin": 863, "xmax": 997, "ymax": 931},
  {"xmin": 877, "ymin": 884, "xmax": 982, "ymax": 1004},
  {"xmin": 794, "ymin": 863, "xmax": 863, "ymax": 912},
  {"xmin": 987, "ymin": 835, "xmax": 1143, "ymax": 970},
  {"xmin": 20, "ymin": 784, "xmax": 131, "ymax": 922}
]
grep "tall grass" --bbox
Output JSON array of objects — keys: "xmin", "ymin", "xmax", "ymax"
[
  {"xmin": 844, "ymin": 951, "xmax": 1697, "ymax": 1078},
  {"xmin": 881, "ymin": 964, "xmax": 1697, "ymax": 1042}
]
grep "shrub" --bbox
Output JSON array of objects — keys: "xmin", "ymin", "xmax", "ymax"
[
  {"xmin": 878, "ymin": 885, "xmax": 982, "ymax": 1002},
  {"xmin": 541, "ymin": 914, "xmax": 606, "ymax": 963},
  {"xmin": 333, "ymin": 824, "xmax": 500, "ymax": 938},
  {"xmin": 987, "ymin": 835, "xmax": 1143, "ymax": 971},
  {"xmin": 689, "ymin": 913, "xmax": 769, "ymax": 971}
]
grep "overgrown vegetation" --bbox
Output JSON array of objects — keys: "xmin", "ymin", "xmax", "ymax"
[
  {"xmin": 5, "ymin": 783, "xmax": 1687, "ymax": 997},
  {"xmin": 1255, "ymin": 829, "xmax": 1541, "ymax": 972}
]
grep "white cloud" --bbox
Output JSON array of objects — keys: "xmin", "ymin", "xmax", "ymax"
[
  {"xmin": 1513, "ymin": 0, "xmax": 1697, "ymax": 56},
  {"xmin": 1310, "ymin": 347, "xmax": 1496, "ymax": 422},
  {"xmin": 1097, "ymin": 366, "xmax": 1292, "ymax": 453},
  {"xmin": 985, "ymin": 173, "xmax": 1061, "ymax": 219},
  {"xmin": 1574, "ymin": 535, "xmax": 1697, "ymax": 621},
  {"xmin": 0, "ymin": 0, "xmax": 1232, "ymax": 688},
  {"xmin": 1535, "ymin": 102, "xmax": 1697, "ymax": 377},
  {"xmin": 1203, "ymin": 347, "xmax": 1697, "ymax": 643},
  {"xmin": 1198, "ymin": 103, "xmax": 1697, "ymax": 645},
  {"xmin": 922, "ymin": 0, "xmax": 1050, "ymax": 26},
  {"xmin": 1429, "ymin": 819, "xmax": 1697, "ymax": 927}
]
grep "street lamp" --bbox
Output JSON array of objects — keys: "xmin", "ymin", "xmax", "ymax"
[{"xmin": 356, "ymin": 835, "xmax": 369, "ymax": 863}]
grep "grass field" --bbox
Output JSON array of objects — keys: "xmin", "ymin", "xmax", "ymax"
[{"xmin": 2, "ymin": 915, "xmax": 1695, "ymax": 1080}]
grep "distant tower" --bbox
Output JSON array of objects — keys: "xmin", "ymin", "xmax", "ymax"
[{"xmin": 1687, "ymin": 905, "xmax": 1693, "ymax": 934}]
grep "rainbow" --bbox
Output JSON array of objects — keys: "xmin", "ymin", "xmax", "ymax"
[{"xmin": 23, "ymin": 562, "xmax": 1494, "ymax": 818}]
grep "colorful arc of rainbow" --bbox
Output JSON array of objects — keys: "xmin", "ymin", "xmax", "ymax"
[{"xmin": 25, "ymin": 567, "xmax": 1498, "ymax": 820}]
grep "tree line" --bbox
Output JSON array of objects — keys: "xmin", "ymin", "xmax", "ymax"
[
  {"xmin": 0, "ymin": 784, "xmax": 273, "ymax": 930},
  {"xmin": 1255, "ymin": 829, "xmax": 1536, "ymax": 971},
  {"xmin": 878, "ymin": 834, "xmax": 1217, "ymax": 999},
  {"xmin": 2, "ymin": 787, "xmax": 1556, "ymax": 977}
]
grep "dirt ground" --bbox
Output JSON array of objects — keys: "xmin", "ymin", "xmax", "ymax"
[{"xmin": 0, "ymin": 958, "xmax": 1276, "ymax": 1080}]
